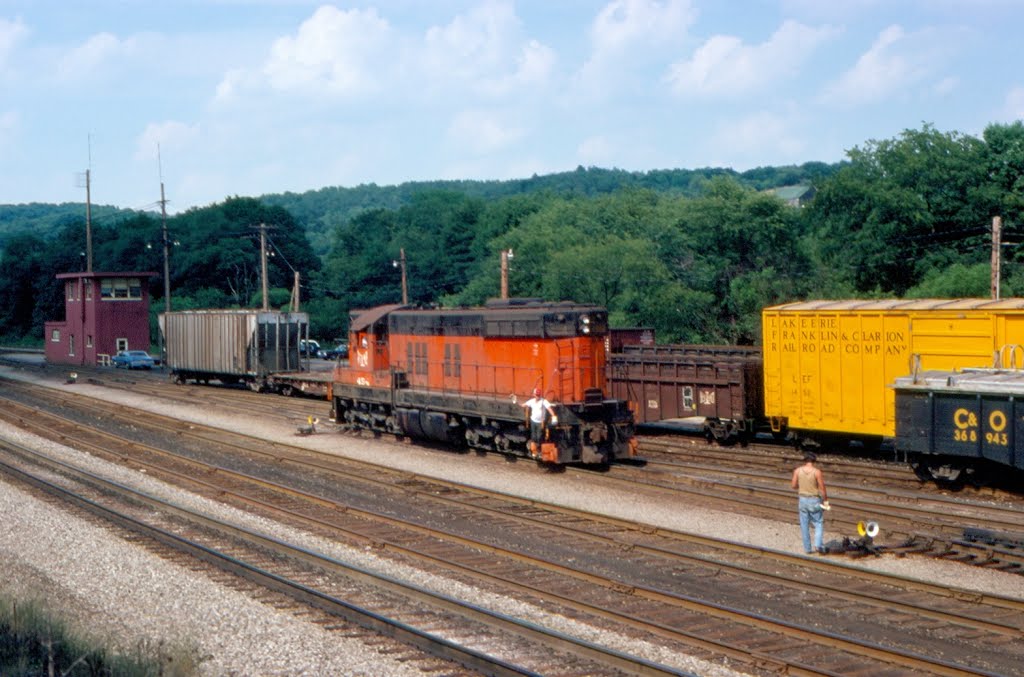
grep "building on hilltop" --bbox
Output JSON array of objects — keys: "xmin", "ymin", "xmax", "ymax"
[
  {"xmin": 769, "ymin": 185, "xmax": 816, "ymax": 207},
  {"xmin": 44, "ymin": 271, "xmax": 156, "ymax": 366}
]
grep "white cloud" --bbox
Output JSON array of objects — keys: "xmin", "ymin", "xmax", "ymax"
[
  {"xmin": 446, "ymin": 110, "xmax": 524, "ymax": 154},
  {"xmin": 57, "ymin": 32, "xmax": 137, "ymax": 81},
  {"xmin": 215, "ymin": 2, "xmax": 552, "ymax": 105},
  {"xmin": 0, "ymin": 110, "xmax": 18, "ymax": 147},
  {"xmin": 1002, "ymin": 86, "xmax": 1024, "ymax": 121},
  {"xmin": 214, "ymin": 68, "xmax": 253, "ymax": 104},
  {"xmin": 577, "ymin": 135, "xmax": 614, "ymax": 165},
  {"xmin": 577, "ymin": 0, "xmax": 697, "ymax": 94},
  {"xmin": 820, "ymin": 24, "xmax": 948, "ymax": 106},
  {"xmin": 933, "ymin": 76, "xmax": 959, "ymax": 96},
  {"xmin": 666, "ymin": 20, "xmax": 836, "ymax": 98},
  {"xmin": 468, "ymin": 38, "xmax": 556, "ymax": 97},
  {"xmin": 590, "ymin": 0, "xmax": 696, "ymax": 54},
  {"xmin": 260, "ymin": 5, "xmax": 393, "ymax": 96},
  {"xmin": 134, "ymin": 120, "xmax": 201, "ymax": 162},
  {"xmin": 421, "ymin": 0, "xmax": 554, "ymax": 96},
  {"xmin": 710, "ymin": 110, "xmax": 806, "ymax": 166},
  {"xmin": 0, "ymin": 17, "xmax": 28, "ymax": 70}
]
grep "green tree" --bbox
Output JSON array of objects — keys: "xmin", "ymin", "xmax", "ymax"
[{"xmin": 807, "ymin": 124, "xmax": 996, "ymax": 296}]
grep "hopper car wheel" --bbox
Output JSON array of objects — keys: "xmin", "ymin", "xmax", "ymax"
[
  {"xmin": 911, "ymin": 459, "xmax": 969, "ymax": 489},
  {"xmin": 704, "ymin": 419, "xmax": 737, "ymax": 446},
  {"xmin": 280, "ymin": 384, "xmax": 295, "ymax": 397},
  {"xmin": 172, "ymin": 373, "xmax": 186, "ymax": 385}
]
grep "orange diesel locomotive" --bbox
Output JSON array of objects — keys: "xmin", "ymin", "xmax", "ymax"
[{"xmin": 331, "ymin": 300, "xmax": 637, "ymax": 464}]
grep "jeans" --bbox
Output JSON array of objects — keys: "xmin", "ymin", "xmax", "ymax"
[
  {"xmin": 530, "ymin": 421, "xmax": 544, "ymax": 443},
  {"xmin": 798, "ymin": 496, "xmax": 824, "ymax": 553}
]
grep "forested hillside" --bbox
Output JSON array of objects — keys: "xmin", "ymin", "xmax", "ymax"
[
  {"xmin": 1, "ymin": 122, "xmax": 1022, "ymax": 348},
  {"xmin": 259, "ymin": 163, "xmax": 839, "ymax": 257}
]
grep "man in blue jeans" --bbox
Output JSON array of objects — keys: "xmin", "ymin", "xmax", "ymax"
[{"xmin": 791, "ymin": 452, "xmax": 829, "ymax": 554}]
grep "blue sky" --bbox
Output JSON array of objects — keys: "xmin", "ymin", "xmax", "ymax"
[{"xmin": 1, "ymin": 0, "xmax": 1022, "ymax": 213}]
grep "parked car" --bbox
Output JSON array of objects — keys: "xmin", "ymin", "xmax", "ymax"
[
  {"xmin": 299, "ymin": 339, "xmax": 323, "ymax": 359},
  {"xmin": 112, "ymin": 350, "xmax": 155, "ymax": 369},
  {"xmin": 322, "ymin": 342, "xmax": 349, "ymax": 360}
]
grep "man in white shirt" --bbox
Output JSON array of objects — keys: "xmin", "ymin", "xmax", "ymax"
[{"xmin": 522, "ymin": 387, "xmax": 557, "ymax": 457}]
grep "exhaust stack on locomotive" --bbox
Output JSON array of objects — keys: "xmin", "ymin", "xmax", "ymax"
[{"xmin": 330, "ymin": 300, "xmax": 637, "ymax": 464}]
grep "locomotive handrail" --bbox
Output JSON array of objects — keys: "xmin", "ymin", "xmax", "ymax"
[{"xmin": 390, "ymin": 357, "xmax": 608, "ymax": 403}]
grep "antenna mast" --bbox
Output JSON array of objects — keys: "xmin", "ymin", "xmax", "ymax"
[
  {"xmin": 85, "ymin": 136, "xmax": 93, "ymax": 272},
  {"xmin": 158, "ymin": 145, "xmax": 171, "ymax": 313}
]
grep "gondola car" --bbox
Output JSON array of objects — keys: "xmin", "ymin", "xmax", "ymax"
[
  {"xmin": 894, "ymin": 366, "xmax": 1024, "ymax": 483},
  {"xmin": 607, "ymin": 344, "xmax": 764, "ymax": 444},
  {"xmin": 331, "ymin": 300, "xmax": 637, "ymax": 464}
]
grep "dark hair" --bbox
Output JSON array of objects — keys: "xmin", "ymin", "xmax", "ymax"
[{"xmin": 802, "ymin": 452, "xmax": 817, "ymax": 462}]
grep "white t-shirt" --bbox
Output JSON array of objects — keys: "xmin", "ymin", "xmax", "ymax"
[{"xmin": 524, "ymin": 396, "xmax": 551, "ymax": 423}]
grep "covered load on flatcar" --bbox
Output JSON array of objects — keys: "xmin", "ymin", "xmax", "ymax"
[
  {"xmin": 332, "ymin": 300, "xmax": 637, "ymax": 464},
  {"xmin": 762, "ymin": 298, "xmax": 1024, "ymax": 445},
  {"xmin": 160, "ymin": 309, "xmax": 309, "ymax": 389}
]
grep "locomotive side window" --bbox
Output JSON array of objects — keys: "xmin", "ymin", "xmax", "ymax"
[
  {"xmin": 415, "ymin": 342, "xmax": 428, "ymax": 375},
  {"xmin": 682, "ymin": 385, "xmax": 695, "ymax": 411},
  {"xmin": 444, "ymin": 343, "xmax": 462, "ymax": 377},
  {"xmin": 405, "ymin": 342, "xmax": 428, "ymax": 376}
]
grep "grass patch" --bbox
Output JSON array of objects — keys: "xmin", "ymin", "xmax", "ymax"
[{"xmin": 0, "ymin": 594, "xmax": 202, "ymax": 676}]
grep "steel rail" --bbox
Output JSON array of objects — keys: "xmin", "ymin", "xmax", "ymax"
[
  {"xmin": 0, "ymin": 439, "xmax": 687, "ymax": 677},
  {"xmin": 0, "ymin": 391, "xmax": 1015, "ymax": 675}
]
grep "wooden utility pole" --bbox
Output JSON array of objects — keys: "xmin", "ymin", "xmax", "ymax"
[
  {"xmin": 992, "ymin": 216, "xmax": 1002, "ymax": 300},
  {"xmin": 159, "ymin": 182, "xmax": 171, "ymax": 313},
  {"xmin": 85, "ymin": 169, "xmax": 93, "ymax": 272},
  {"xmin": 291, "ymin": 271, "xmax": 301, "ymax": 312},
  {"xmin": 500, "ymin": 249, "xmax": 512, "ymax": 299},
  {"xmin": 395, "ymin": 248, "xmax": 408, "ymax": 304},
  {"xmin": 259, "ymin": 223, "xmax": 270, "ymax": 311}
]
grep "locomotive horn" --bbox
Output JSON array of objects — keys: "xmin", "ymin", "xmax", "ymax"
[{"xmin": 856, "ymin": 521, "xmax": 880, "ymax": 539}]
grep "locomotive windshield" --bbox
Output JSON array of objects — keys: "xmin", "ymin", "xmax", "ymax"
[{"xmin": 543, "ymin": 310, "xmax": 608, "ymax": 337}]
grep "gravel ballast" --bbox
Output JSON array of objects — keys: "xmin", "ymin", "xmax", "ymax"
[{"xmin": 1, "ymin": 364, "xmax": 1022, "ymax": 675}]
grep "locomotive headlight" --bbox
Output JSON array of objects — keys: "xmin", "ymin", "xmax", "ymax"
[{"xmin": 580, "ymin": 314, "xmax": 591, "ymax": 334}]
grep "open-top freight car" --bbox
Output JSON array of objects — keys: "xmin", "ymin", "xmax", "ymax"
[
  {"xmin": 331, "ymin": 300, "xmax": 637, "ymax": 465},
  {"xmin": 894, "ymin": 365, "xmax": 1024, "ymax": 483},
  {"xmin": 606, "ymin": 344, "xmax": 764, "ymax": 443},
  {"xmin": 160, "ymin": 309, "xmax": 329, "ymax": 396}
]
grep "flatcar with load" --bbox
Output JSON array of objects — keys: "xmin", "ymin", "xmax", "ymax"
[
  {"xmin": 331, "ymin": 300, "xmax": 637, "ymax": 464},
  {"xmin": 160, "ymin": 309, "xmax": 329, "ymax": 396}
]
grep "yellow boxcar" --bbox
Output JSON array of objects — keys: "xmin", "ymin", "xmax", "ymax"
[{"xmin": 762, "ymin": 299, "xmax": 1024, "ymax": 439}]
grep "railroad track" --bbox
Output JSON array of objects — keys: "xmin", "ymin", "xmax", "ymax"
[
  {"xmin": 608, "ymin": 443, "xmax": 1024, "ymax": 572},
  {"xmin": 5, "ymin": 366, "xmax": 1024, "ymax": 573},
  {"xmin": 1, "ymin": 378, "xmax": 1022, "ymax": 675},
  {"xmin": 0, "ymin": 438, "xmax": 672, "ymax": 677},
  {"xmin": 639, "ymin": 435, "xmax": 927, "ymax": 490}
]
